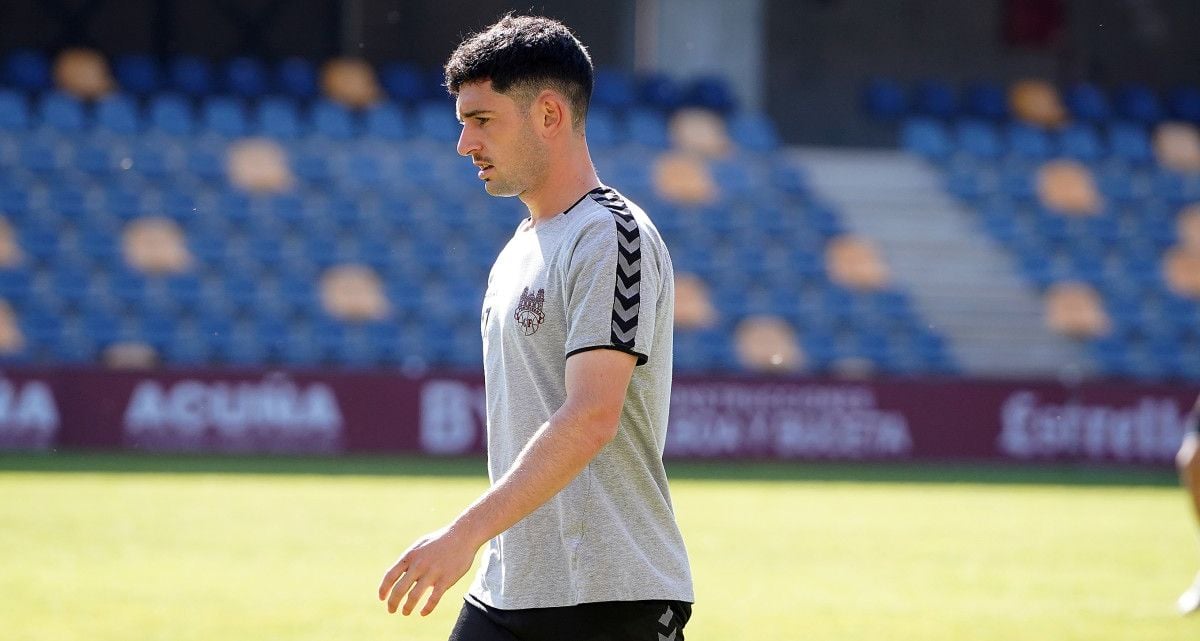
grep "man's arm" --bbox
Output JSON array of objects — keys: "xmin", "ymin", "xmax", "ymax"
[{"xmin": 377, "ymin": 348, "xmax": 637, "ymax": 616}]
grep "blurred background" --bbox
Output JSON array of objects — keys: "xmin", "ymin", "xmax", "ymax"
[
  {"xmin": 2, "ymin": 4, "xmax": 1199, "ymax": 640},
  {"xmin": 0, "ymin": 0, "xmax": 1196, "ymax": 454}
]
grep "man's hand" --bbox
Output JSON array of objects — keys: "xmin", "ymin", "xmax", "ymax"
[{"xmin": 377, "ymin": 526, "xmax": 479, "ymax": 616}]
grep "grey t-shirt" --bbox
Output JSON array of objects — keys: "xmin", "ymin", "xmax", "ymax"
[{"xmin": 468, "ymin": 186, "xmax": 694, "ymax": 610}]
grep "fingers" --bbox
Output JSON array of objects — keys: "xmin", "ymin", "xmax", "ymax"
[
  {"xmin": 402, "ymin": 577, "xmax": 433, "ymax": 616},
  {"xmin": 377, "ymin": 555, "xmax": 410, "ymax": 601},
  {"xmin": 387, "ymin": 569, "xmax": 420, "ymax": 614},
  {"xmin": 420, "ymin": 585, "xmax": 447, "ymax": 617},
  {"xmin": 388, "ymin": 569, "xmax": 446, "ymax": 617}
]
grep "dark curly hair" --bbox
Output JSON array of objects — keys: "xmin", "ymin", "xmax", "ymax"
[{"xmin": 444, "ymin": 14, "xmax": 593, "ymax": 128}]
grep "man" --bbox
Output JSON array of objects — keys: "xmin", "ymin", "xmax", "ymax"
[
  {"xmin": 1177, "ymin": 394, "xmax": 1200, "ymax": 615},
  {"xmin": 377, "ymin": 15, "xmax": 694, "ymax": 641}
]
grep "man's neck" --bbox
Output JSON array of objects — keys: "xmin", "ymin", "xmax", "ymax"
[{"xmin": 521, "ymin": 146, "xmax": 601, "ymax": 225}]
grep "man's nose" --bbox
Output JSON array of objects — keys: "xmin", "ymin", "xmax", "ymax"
[{"xmin": 457, "ymin": 126, "xmax": 478, "ymax": 157}]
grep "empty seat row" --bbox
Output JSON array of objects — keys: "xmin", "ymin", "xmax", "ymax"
[
  {"xmin": 3, "ymin": 48, "xmax": 741, "ymax": 113},
  {"xmin": 867, "ymin": 78, "xmax": 1200, "ymax": 125}
]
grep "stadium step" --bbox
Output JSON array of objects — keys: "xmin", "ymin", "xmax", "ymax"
[{"xmin": 792, "ymin": 147, "xmax": 1091, "ymax": 379}]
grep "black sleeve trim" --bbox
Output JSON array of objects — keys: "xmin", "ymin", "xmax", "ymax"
[{"xmin": 566, "ymin": 344, "xmax": 649, "ymax": 366}]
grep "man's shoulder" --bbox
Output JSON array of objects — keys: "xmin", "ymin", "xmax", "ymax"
[{"xmin": 565, "ymin": 188, "xmax": 654, "ymax": 231}]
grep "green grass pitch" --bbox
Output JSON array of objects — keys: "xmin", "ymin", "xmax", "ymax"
[{"xmin": 1, "ymin": 453, "xmax": 1197, "ymax": 641}]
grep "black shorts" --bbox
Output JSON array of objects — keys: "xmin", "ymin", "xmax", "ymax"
[{"xmin": 448, "ymin": 595, "xmax": 692, "ymax": 641}]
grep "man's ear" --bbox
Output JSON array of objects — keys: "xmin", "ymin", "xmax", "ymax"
[{"xmin": 536, "ymin": 89, "xmax": 568, "ymax": 137}]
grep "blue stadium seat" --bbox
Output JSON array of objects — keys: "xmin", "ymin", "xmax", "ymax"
[
  {"xmin": 310, "ymin": 99, "xmax": 357, "ymax": 139},
  {"xmin": 364, "ymin": 102, "xmax": 410, "ymax": 140},
  {"xmin": 276, "ymin": 57, "xmax": 318, "ymax": 99},
  {"xmin": 956, "ymin": 119, "xmax": 1003, "ymax": 159},
  {"xmin": 964, "ymin": 81, "xmax": 1007, "ymax": 120},
  {"xmin": 110, "ymin": 267, "xmax": 149, "ymax": 309},
  {"xmin": 94, "ymin": 93, "xmax": 141, "ymax": 135},
  {"xmin": 637, "ymin": 72, "xmax": 683, "ymax": 112},
  {"xmin": 168, "ymin": 55, "xmax": 214, "ymax": 96},
  {"xmin": 77, "ymin": 221, "xmax": 119, "ymax": 264},
  {"xmin": 112, "ymin": 54, "xmax": 162, "ymax": 96},
  {"xmin": 163, "ymin": 324, "xmax": 213, "ymax": 365},
  {"xmin": 200, "ymin": 96, "xmax": 249, "ymax": 137},
  {"xmin": 1114, "ymin": 84, "xmax": 1163, "ymax": 124},
  {"xmin": 18, "ymin": 138, "xmax": 61, "ymax": 174},
  {"xmin": 710, "ymin": 159, "xmax": 754, "ymax": 199},
  {"xmin": 338, "ymin": 150, "xmax": 386, "ymax": 191},
  {"xmin": 1095, "ymin": 164, "xmax": 1137, "ymax": 202},
  {"xmin": 185, "ymin": 143, "xmax": 225, "ymax": 182},
  {"xmin": 769, "ymin": 162, "xmax": 807, "ymax": 196},
  {"xmin": 219, "ymin": 323, "xmax": 271, "ymax": 366},
  {"xmin": 900, "ymin": 118, "xmax": 951, "ymax": 161},
  {"xmin": 255, "ymin": 97, "xmax": 303, "ymax": 140},
  {"xmin": 1064, "ymin": 83, "xmax": 1111, "ymax": 123},
  {"xmin": 1153, "ymin": 168, "xmax": 1200, "ymax": 204},
  {"xmin": 134, "ymin": 307, "xmax": 177, "ymax": 348},
  {"xmin": 53, "ymin": 321, "xmax": 100, "ymax": 364},
  {"xmin": 862, "ymin": 78, "xmax": 907, "ymax": 120},
  {"xmin": 280, "ymin": 321, "xmax": 326, "ymax": 366},
  {"xmin": 19, "ymin": 295, "xmax": 64, "ymax": 339},
  {"xmin": 1107, "ymin": 122, "xmax": 1152, "ymax": 164},
  {"xmin": 51, "ymin": 183, "xmax": 91, "ymax": 219},
  {"xmin": 1167, "ymin": 85, "xmax": 1200, "ymax": 123},
  {"xmin": 264, "ymin": 192, "xmax": 307, "ymax": 229},
  {"xmin": 380, "ymin": 62, "xmax": 433, "ymax": 104},
  {"xmin": 4, "ymin": 49, "xmax": 51, "ymax": 92},
  {"xmin": 291, "ymin": 145, "xmax": 332, "ymax": 184},
  {"xmin": 0, "ymin": 267, "xmax": 31, "ymax": 305},
  {"xmin": 72, "ymin": 139, "xmax": 117, "ymax": 177},
  {"xmin": 148, "ymin": 94, "xmax": 195, "ymax": 136},
  {"xmin": 37, "ymin": 92, "xmax": 87, "ymax": 133},
  {"xmin": 414, "ymin": 100, "xmax": 459, "ymax": 142},
  {"xmin": 0, "ymin": 89, "xmax": 30, "ymax": 130},
  {"xmin": 913, "ymin": 80, "xmax": 958, "ymax": 119},
  {"xmin": 998, "ymin": 160, "xmax": 1037, "ymax": 199},
  {"xmin": 624, "ymin": 108, "xmax": 669, "ymax": 148},
  {"xmin": 224, "ymin": 56, "xmax": 269, "ymax": 97},
  {"xmin": 194, "ymin": 307, "xmax": 236, "ymax": 343},
  {"xmin": 19, "ymin": 219, "xmax": 60, "ymax": 263},
  {"xmin": 1005, "ymin": 122, "xmax": 1053, "ymax": 160},
  {"xmin": 593, "ymin": 67, "xmax": 637, "ymax": 111},
  {"xmin": 128, "ymin": 140, "xmax": 176, "ymax": 181},
  {"xmin": 1057, "ymin": 123, "xmax": 1104, "ymax": 162},
  {"xmin": 945, "ymin": 162, "xmax": 988, "ymax": 200},
  {"xmin": 584, "ymin": 106, "xmax": 620, "ymax": 149},
  {"xmin": 163, "ymin": 273, "xmax": 203, "ymax": 312},
  {"xmin": 332, "ymin": 323, "xmax": 384, "ymax": 368},
  {"xmin": 729, "ymin": 112, "xmax": 780, "ymax": 152},
  {"xmin": 683, "ymin": 75, "xmax": 736, "ymax": 114}
]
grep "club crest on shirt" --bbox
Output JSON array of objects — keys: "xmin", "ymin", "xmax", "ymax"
[{"xmin": 514, "ymin": 287, "xmax": 546, "ymax": 336}]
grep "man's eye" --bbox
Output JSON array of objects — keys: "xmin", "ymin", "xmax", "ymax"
[{"xmin": 476, "ymin": 118, "xmax": 489, "ymax": 126}]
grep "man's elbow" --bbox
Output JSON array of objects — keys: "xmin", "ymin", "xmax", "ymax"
[{"xmin": 577, "ymin": 408, "xmax": 621, "ymax": 452}]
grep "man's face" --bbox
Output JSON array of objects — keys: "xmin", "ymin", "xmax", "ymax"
[{"xmin": 455, "ymin": 80, "xmax": 549, "ymax": 198}]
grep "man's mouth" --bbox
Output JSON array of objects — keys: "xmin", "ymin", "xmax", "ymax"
[{"xmin": 475, "ymin": 162, "xmax": 494, "ymax": 179}]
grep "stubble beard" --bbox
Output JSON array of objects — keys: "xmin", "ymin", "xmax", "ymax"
[{"xmin": 484, "ymin": 119, "xmax": 550, "ymax": 199}]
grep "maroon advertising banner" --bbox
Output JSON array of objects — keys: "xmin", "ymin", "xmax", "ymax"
[{"xmin": 0, "ymin": 367, "xmax": 1195, "ymax": 465}]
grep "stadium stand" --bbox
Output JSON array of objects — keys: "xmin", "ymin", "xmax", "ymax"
[
  {"xmin": 882, "ymin": 76, "xmax": 1200, "ymax": 380},
  {"xmin": 0, "ymin": 47, "xmax": 955, "ymax": 377}
]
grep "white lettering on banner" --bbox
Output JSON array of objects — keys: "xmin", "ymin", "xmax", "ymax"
[
  {"xmin": 123, "ymin": 375, "xmax": 343, "ymax": 451},
  {"xmin": 419, "ymin": 380, "xmax": 486, "ymax": 455},
  {"xmin": 0, "ymin": 379, "xmax": 60, "ymax": 449},
  {"xmin": 667, "ymin": 384, "xmax": 912, "ymax": 459},
  {"xmin": 998, "ymin": 391, "xmax": 1185, "ymax": 462}
]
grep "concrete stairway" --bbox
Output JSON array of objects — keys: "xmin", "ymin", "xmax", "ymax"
[{"xmin": 792, "ymin": 147, "xmax": 1090, "ymax": 378}]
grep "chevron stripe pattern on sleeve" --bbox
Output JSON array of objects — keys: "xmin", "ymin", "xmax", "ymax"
[{"xmin": 592, "ymin": 188, "xmax": 642, "ymax": 350}]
